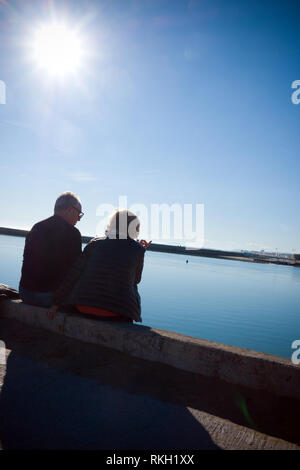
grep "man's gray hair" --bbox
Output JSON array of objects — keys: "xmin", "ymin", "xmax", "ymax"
[{"xmin": 54, "ymin": 192, "xmax": 81, "ymax": 212}]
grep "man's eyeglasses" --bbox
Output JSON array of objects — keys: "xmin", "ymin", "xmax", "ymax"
[{"xmin": 72, "ymin": 205, "xmax": 84, "ymax": 219}]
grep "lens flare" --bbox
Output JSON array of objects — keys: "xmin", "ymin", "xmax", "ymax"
[{"xmin": 32, "ymin": 23, "xmax": 84, "ymax": 77}]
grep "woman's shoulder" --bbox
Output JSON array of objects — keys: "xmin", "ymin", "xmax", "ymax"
[
  {"xmin": 88, "ymin": 236, "xmax": 145, "ymax": 254},
  {"xmin": 90, "ymin": 236, "xmax": 106, "ymax": 243},
  {"xmin": 129, "ymin": 238, "xmax": 146, "ymax": 254},
  {"xmin": 84, "ymin": 236, "xmax": 106, "ymax": 252}
]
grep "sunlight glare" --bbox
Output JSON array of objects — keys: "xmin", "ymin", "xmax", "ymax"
[{"xmin": 32, "ymin": 23, "xmax": 84, "ymax": 77}]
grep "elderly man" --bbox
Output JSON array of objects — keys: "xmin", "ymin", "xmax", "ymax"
[{"xmin": 19, "ymin": 192, "xmax": 83, "ymax": 307}]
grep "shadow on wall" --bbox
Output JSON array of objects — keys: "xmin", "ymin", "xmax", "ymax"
[
  {"xmin": 0, "ymin": 349, "xmax": 220, "ymax": 450},
  {"xmin": 1, "ymin": 307, "xmax": 300, "ymax": 447}
]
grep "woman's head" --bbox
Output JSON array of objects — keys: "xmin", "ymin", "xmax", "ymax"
[{"xmin": 106, "ymin": 209, "xmax": 140, "ymax": 240}]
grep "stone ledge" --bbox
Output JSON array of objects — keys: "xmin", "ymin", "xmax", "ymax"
[{"xmin": 1, "ymin": 299, "xmax": 300, "ymax": 400}]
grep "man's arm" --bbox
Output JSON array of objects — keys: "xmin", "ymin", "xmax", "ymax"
[{"xmin": 22, "ymin": 224, "xmax": 48, "ymax": 282}]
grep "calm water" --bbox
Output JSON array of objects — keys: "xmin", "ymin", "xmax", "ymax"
[{"xmin": 1, "ymin": 234, "xmax": 299, "ymax": 359}]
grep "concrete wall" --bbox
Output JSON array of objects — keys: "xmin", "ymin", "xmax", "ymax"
[{"xmin": 1, "ymin": 299, "xmax": 300, "ymax": 400}]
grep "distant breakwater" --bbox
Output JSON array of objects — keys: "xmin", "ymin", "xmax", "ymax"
[{"xmin": 0, "ymin": 226, "xmax": 299, "ymax": 267}]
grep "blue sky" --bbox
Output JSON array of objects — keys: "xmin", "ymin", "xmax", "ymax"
[{"xmin": 0, "ymin": 0, "xmax": 299, "ymax": 252}]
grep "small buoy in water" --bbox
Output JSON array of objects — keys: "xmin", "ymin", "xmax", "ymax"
[{"xmin": 186, "ymin": 259, "xmax": 188, "ymax": 263}]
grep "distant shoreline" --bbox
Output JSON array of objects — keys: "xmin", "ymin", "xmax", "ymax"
[{"xmin": 0, "ymin": 226, "xmax": 299, "ymax": 267}]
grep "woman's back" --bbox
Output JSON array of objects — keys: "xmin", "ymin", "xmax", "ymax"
[{"xmin": 56, "ymin": 237, "xmax": 145, "ymax": 322}]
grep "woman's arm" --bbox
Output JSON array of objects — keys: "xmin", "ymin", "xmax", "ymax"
[
  {"xmin": 135, "ymin": 239, "xmax": 151, "ymax": 284},
  {"xmin": 135, "ymin": 252, "xmax": 145, "ymax": 284}
]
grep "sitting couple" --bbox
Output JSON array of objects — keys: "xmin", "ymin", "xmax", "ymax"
[{"xmin": 19, "ymin": 192, "xmax": 150, "ymax": 323}]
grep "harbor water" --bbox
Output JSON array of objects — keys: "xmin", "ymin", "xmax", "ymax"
[{"xmin": 0, "ymin": 234, "xmax": 299, "ymax": 359}]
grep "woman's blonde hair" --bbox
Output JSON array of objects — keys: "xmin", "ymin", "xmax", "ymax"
[{"xmin": 105, "ymin": 209, "xmax": 140, "ymax": 240}]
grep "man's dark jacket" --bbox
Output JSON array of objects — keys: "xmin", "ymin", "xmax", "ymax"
[
  {"xmin": 53, "ymin": 237, "xmax": 145, "ymax": 322},
  {"xmin": 20, "ymin": 215, "xmax": 82, "ymax": 293}
]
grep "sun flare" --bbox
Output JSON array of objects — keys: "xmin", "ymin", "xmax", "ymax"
[{"xmin": 31, "ymin": 23, "xmax": 84, "ymax": 77}]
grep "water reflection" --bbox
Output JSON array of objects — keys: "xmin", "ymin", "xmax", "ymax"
[{"xmin": 1, "ymin": 235, "xmax": 300, "ymax": 359}]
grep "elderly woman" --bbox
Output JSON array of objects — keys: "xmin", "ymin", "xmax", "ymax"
[{"xmin": 47, "ymin": 210, "xmax": 148, "ymax": 323}]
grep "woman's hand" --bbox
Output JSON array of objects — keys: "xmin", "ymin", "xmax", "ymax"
[
  {"xmin": 139, "ymin": 239, "xmax": 152, "ymax": 249},
  {"xmin": 46, "ymin": 305, "xmax": 58, "ymax": 320}
]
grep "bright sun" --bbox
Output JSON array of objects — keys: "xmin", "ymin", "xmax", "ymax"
[{"xmin": 32, "ymin": 23, "xmax": 84, "ymax": 77}]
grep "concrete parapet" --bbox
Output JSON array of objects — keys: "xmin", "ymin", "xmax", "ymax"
[{"xmin": 1, "ymin": 299, "xmax": 300, "ymax": 400}]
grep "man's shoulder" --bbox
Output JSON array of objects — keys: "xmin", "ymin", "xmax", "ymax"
[
  {"xmin": 60, "ymin": 219, "xmax": 82, "ymax": 242},
  {"xmin": 29, "ymin": 216, "xmax": 54, "ymax": 233},
  {"xmin": 30, "ymin": 216, "xmax": 81, "ymax": 239},
  {"xmin": 70, "ymin": 224, "xmax": 81, "ymax": 237}
]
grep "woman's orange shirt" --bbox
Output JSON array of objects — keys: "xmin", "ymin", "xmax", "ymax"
[{"xmin": 76, "ymin": 305, "xmax": 120, "ymax": 317}]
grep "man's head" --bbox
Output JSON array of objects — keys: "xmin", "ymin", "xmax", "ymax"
[{"xmin": 54, "ymin": 192, "xmax": 83, "ymax": 226}]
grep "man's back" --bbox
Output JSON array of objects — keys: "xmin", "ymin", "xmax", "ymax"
[{"xmin": 20, "ymin": 215, "xmax": 82, "ymax": 293}]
